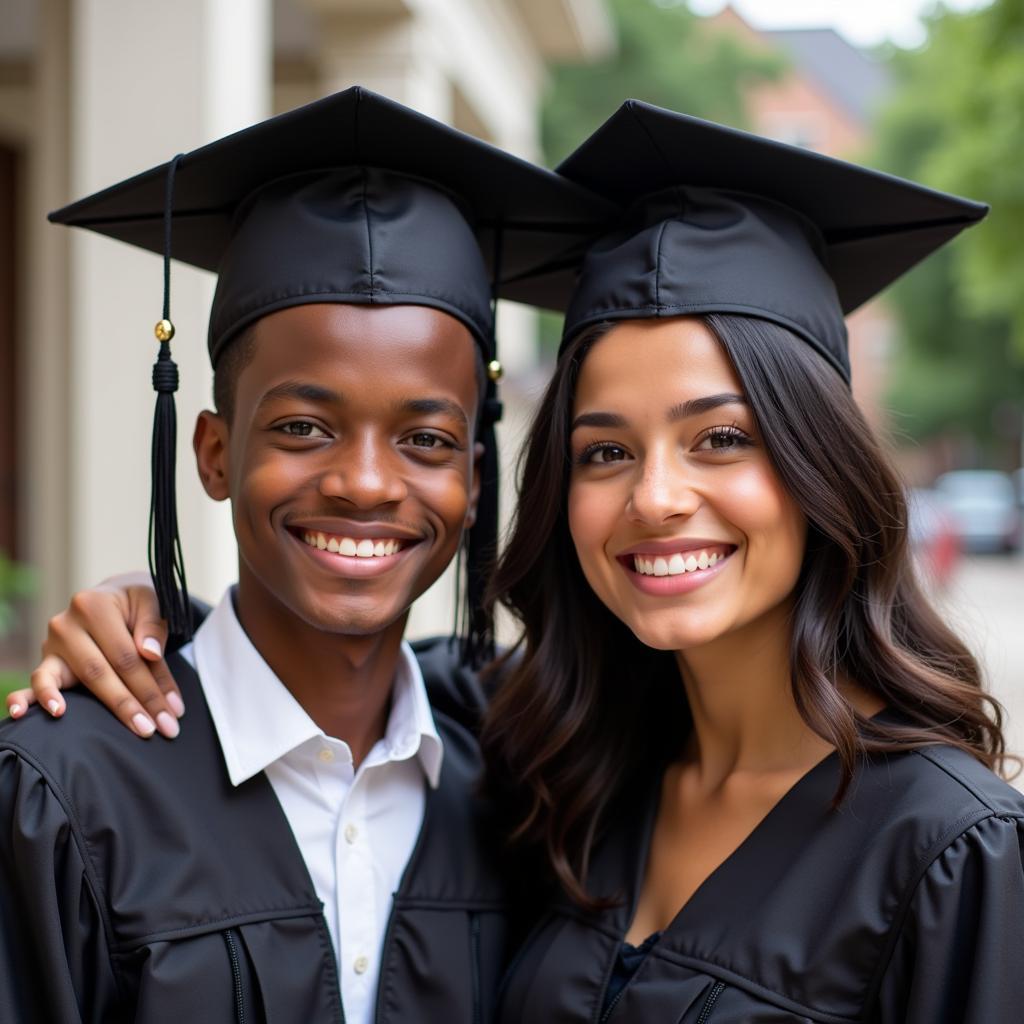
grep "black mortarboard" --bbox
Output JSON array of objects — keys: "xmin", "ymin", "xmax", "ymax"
[
  {"xmin": 556, "ymin": 100, "xmax": 988, "ymax": 379},
  {"xmin": 49, "ymin": 86, "xmax": 612, "ymax": 661}
]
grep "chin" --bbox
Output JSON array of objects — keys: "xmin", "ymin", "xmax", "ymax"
[{"xmin": 618, "ymin": 606, "xmax": 734, "ymax": 653}]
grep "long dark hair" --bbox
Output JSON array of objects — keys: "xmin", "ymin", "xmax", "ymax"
[{"xmin": 480, "ymin": 313, "xmax": 1007, "ymax": 906}]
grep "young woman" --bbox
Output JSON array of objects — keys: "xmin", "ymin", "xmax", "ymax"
[
  {"xmin": 481, "ymin": 103, "xmax": 1024, "ymax": 1022},
  {"xmin": 15, "ymin": 103, "xmax": 1024, "ymax": 1021}
]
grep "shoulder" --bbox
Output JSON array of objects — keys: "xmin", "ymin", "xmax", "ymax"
[
  {"xmin": 411, "ymin": 635, "xmax": 521, "ymax": 741},
  {"xmin": 0, "ymin": 654, "xmax": 224, "ymax": 826},
  {"xmin": 850, "ymin": 742, "xmax": 1024, "ymax": 837}
]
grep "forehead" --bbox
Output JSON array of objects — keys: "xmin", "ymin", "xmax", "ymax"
[
  {"xmin": 574, "ymin": 317, "xmax": 743, "ymax": 409},
  {"xmin": 243, "ymin": 302, "xmax": 480, "ymax": 393}
]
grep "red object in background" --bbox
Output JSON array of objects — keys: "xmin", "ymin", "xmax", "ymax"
[{"xmin": 908, "ymin": 489, "xmax": 962, "ymax": 589}]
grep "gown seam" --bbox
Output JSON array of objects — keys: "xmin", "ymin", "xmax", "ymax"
[
  {"xmin": 912, "ymin": 746, "xmax": 1024, "ymax": 815},
  {"xmin": 641, "ymin": 945, "xmax": 858, "ymax": 1023},
  {"xmin": 0, "ymin": 741, "xmax": 122, "ymax": 985},
  {"xmin": 104, "ymin": 903, "xmax": 327, "ymax": 954},
  {"xmin": 861, "ymin": 807, "xmax": 1003, "ymax": 1015}
]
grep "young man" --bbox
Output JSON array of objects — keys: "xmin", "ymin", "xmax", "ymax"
[{"xmin": 0, "ymin": 88, "xmax": 609, "ymax": 1023}]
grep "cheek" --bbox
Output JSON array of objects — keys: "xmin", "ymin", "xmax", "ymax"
[
  {"xmin": 725, "ymin": 464, "xmax": 806, "ymax": 580},
  {"xmin": 418, "ymin": 467, "xmax": 473, "ymax": 534},
  {"xmin": 568, "ymin": 480, "xmax": 618, "ymax": 579}
]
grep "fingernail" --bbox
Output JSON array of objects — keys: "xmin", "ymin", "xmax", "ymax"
[
  {"xmin": 142, "ymin": 637, "xmax": 163, "ymax": 658},
  {"xmin": 165, "ymin": 691, "xmax": 186, "ymax": 717},
  {"xmin": 47, "ymin": 699, "xmax": 62, "ymax": 716},
  {"xmin": 132, "ymin": 712, "xmax": 156, "ymax": 737},
  {"xmin": 8, "ymin": 704, "xmax": 22, "ymax": 717},
  {"xmin": 156, "ymin": 711, "xmax": 180, "ymax": 739}
]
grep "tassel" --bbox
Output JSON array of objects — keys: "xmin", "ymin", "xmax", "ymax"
[
  {"xmin": 147, "ymin": 154, "xmax": 192, "ymax": 641},
  {"xmin": 461, "ymin": 395, "xmax": 501, "ymax": 668},
  {"xmin": 459, "ymin": 223, "xmax": 505, "ymax": 667}
]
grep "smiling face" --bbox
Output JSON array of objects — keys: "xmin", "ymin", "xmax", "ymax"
[
  {"xmin": 195, "ymin": 302, "xmax": 481, "ymax": 637},
  {"xmin": 567, "ymin": 317, "xmax": 806, "ymax": 653}
]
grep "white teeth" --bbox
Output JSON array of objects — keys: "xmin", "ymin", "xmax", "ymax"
[
  {"xmin": 301, "ymin": 533, "xmax": 404, "ymax": 558},
  {"xmin": 633, "ymin": 548, "xmax": 729, "ymax": 576}
]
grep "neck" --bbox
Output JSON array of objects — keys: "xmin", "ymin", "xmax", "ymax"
[
  {"xmin": 234, "ymin": 573, "xmax": 408, "ymax": 768},
  {"xmin": 675, "ymin": 600, "xmax": 832, "ymax": 788}
]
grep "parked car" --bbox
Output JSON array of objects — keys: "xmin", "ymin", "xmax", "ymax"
[
  {"xmin": 933, "ymin": 470, "xmax": 1021, "ymax": 554},
  {"xmin": 907, "ymin": 488, "xmax": 961, "ymax": 587}
]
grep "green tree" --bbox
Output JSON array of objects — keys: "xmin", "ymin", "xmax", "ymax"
[
  {"xmin": 542, "ymin": 0, "xmax": 781, "ymax": 164},
  {"xmin": 874, "ymin": 0, "xmax": 1024, "ymax": 458}
]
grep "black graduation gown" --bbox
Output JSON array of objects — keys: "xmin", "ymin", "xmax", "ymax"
[
  {"xmin": 499, "ymin": 743, "xmax": 1024, "ymax": 1023},
  {"xmin": 0, "ymin": 641, "xmax": 508, "ymax": 1024}
]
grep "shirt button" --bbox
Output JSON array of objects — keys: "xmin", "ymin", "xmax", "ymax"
[
  {"xmin": 317, "ymin": 748, "xmax": 335, "ymax": 764},
  {"xmin": 344, "ymin": 823, "xmax": 359, "ymax": 844},
  {"xmin": 353, "ymin": 955, "xmax": 369, "ymax": 975}
]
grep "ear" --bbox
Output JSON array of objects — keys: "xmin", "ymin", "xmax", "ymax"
[
  {"xmin": 465, "ymin": 440, "xmax": 485, "ymax": 528},
  {"xmin": 194, "ymin": 411, "xmax": 230, "ymax": 502}
]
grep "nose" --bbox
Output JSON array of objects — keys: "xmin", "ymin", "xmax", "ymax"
[
  {"xmin": 626, "ymin": 444, "xmax": 701, "ymax": 526},
  {"xmin": 318, "ymin": 433, "xmax": 408, "ymax": 509}
]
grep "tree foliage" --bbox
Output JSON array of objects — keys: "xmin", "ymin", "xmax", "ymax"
[
  {"xmin": 873, "ymin": 0, "xmax": 1024, "ymax": 453},
  {"xmin": 541, "ymin": 0, "xmax": 782, "ymax": 164}
]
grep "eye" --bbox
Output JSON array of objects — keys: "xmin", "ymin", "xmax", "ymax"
[
  {"xmin": 408, "ymin": 432, "xmax": 447, "ymax": 449},
  {"xmin": 278, "ymin": 420, "xmax": 328, "ymax": 439},
  {"xmin": 578, "ymin": 443, "xmax": 631, "ymax": 465},
  {"xmin": 696, "ymin": 425, "xmax": 753, "ymax": 451}
]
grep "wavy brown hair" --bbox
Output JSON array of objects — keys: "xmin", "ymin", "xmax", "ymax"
[{"xmin": 480, "ymin": 313, "xmax": 1007, "ymax": 907}]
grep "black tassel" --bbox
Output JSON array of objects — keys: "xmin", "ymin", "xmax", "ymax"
[
  {"xmin": 147, "ymin": 154, "xmax": 192, "ymax": 642},
  {"xmin": 461, "ymin": 397, "xmax": 501, "ymax": 668},
  {"xmin": 459, "ymin": 222, "xmax": 505, "ymax": 667}
]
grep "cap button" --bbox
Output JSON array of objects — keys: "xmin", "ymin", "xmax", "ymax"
[
  {"xmin": 154, "ymin": 319, "xmax": 175, "ymax": 342},
  {"xmin": 487, "ymin": 359, "xmax": 503, "ymax": 382}
]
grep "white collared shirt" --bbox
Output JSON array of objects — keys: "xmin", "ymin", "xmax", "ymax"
[{"xmin": 180, "ymin": 589, "xmax": 443, "ymax": 1024}]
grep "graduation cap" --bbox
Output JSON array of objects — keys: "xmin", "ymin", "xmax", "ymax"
[
  {"xmin": 49, "ymin": 86, "xmax": 613, "ymax": 662},
  {"xmin": 556, "ymin": 99, "xmax": 989, "ymax": 379}
]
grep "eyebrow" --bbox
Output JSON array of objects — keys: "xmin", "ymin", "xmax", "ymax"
[
  {"xmin": 257, "ymin": 386, "xmax": 468, "ymax": 428},
  {"xmin": 571, "ymin": 392, "xmax": 747, "ymax": 433},
  {"xmin": 397, "ymin": 397, "xmax": 470, "ymax": 429},
  {"xmin": 257, "ymin": 380, "xmax": 341, "ymax": 408},
  {"xmin": 667, "ymin": 392, "xmax": 748, "ymax": 422}
]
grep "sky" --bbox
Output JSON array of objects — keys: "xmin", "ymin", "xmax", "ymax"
[{"xmin": 686, "ymin": 0, "xmax": 992, "ymax": 48}]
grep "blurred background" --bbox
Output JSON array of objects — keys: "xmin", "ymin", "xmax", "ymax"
[{"xmin": 0, "ymin": 0, "xmax": 1021, "ymax": 757}]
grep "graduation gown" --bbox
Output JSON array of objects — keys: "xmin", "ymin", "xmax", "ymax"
[
  {"xmin": 0, "ymin": 641, "xmax": 508, "ymax": 1024},
  {"xmin": 498, "ymin": 742, "xmax": 1024, "ymax": 1023}
]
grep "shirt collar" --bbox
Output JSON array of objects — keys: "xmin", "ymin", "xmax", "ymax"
[{"xmin": 192, "ymin": 588, "xmax": 444, "ymax": 789}]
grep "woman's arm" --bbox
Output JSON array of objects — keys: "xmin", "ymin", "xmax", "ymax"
[{"xmin": 7, "ymin": 573, "xmax": 183, "ymax": 738}]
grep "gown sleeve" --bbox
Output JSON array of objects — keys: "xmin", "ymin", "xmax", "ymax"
[
  {"xmin": 0, "ymin": 748, "xmax": 121, "ymax": 1023},
  {"xmin": 874, "ymin": 813, "xmax": 1024, "ymax": 1023}
]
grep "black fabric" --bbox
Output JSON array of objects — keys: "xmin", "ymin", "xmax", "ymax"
[
  {"xmin": 497, "ymin": 744, "xmax": 1024, "ymax": 1023},
  {"xmin": 556, "ymin": 100, "xmax": 988, "ymax": 379},
  {"xmin": 48, "ymin": 85, "xmax": 615, "ymax": 354},
  {"xmin": 0, "ymin": 650, "xmax": 508, "ymax": 1023}
]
